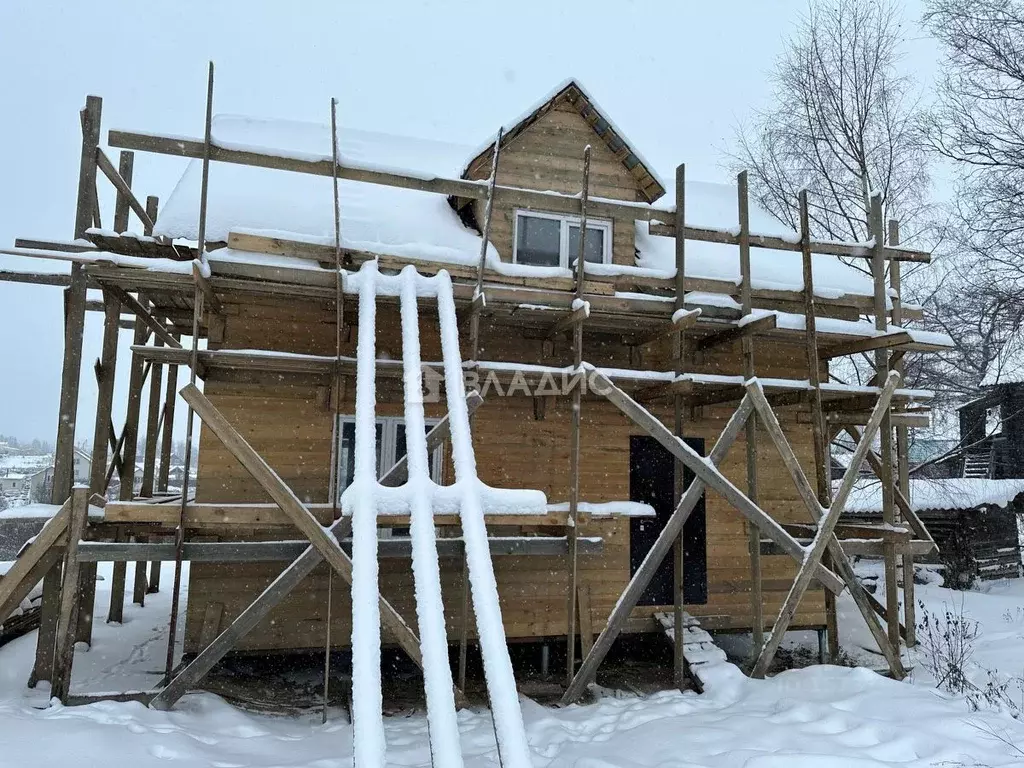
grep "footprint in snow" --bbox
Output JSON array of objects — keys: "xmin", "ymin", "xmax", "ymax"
[
  {"xmin": 148, "ymin": 744, "xmax": 186, "ymax": 760},
  {"xmin": 220, "ymin": 724, "xmax": 269, "ymax": 738}
]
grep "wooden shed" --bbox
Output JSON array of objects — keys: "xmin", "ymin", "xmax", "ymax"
[{"xmin": 847, "ymin": 478, "xmax": 1024, "ymax": 584}]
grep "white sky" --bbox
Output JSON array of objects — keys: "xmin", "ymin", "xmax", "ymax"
[{"xmin": 0, "ymin": 0, "xmax": 939, "ymax": 444}]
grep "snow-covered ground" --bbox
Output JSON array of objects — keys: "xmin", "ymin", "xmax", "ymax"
[{"xmin": 2, "ymin": 563, "xmax": 1024, "ymax": 766}]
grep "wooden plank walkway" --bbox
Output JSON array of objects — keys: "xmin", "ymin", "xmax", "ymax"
[{"xmin": 654, "ymin": 611, "xmax": 730, "ymax": 693}]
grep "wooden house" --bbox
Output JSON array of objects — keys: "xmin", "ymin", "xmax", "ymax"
[
  {"xmin": 959, "ymin": 336, "xmax": 1024, "ymax": 480},
  {"xmin": 847, "ymin": 478, "xmax": 1024, "ymax": 584},
  {"xmin": 0, "ymin": 79, "xmax": 947, "ymax": 711}
]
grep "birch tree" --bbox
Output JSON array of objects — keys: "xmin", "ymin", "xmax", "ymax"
[{"xmin": 731, "ymin": 0, "xmax": 929, "ymax": 246}]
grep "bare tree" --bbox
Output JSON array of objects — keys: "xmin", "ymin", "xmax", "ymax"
[
  {"xmin": 920, "ymin": 0, "xmax": 1024, "ymax": 387},
  {"xmin": 731, "ymin": 0, "xmax": 930, "ymax": 249},
  {"xmin": 923, "ymin": 0, "xmax": 1024, "ymax": 261}
]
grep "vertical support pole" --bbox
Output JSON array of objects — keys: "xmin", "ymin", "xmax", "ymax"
[
  {"xmin": 152, "ymin": 331, "xmax": 177, "ymax": 595},
  {"xmin": 44, "ymin": 94, "xmax": 99, "ymax": 670},
  {"xmin": 113, "ymin": 151, "xmax": 134, "ymax": 233},
  {"xmin": 78, "ymin": 292, "xmax": 121, "ymax": 642},
  {"xmin": 144, "ymin": 196, "xmax": 159, "ymax": 237},
  {"xmin": 157, "ymin": 334, "xmax": 178, "ymax": 495},
  {"xmin": 166, "ymin": 62, "xmax": 214, "ymax": 681},
  {"xmin": 889, "ymin": 219, "xmax": 915, "ymax": 647},
  {"xmin": 107, "ymin": 321, "xmax": 148, "ymax": 623},
  {"xmin": 52, "ymin": 95, "xmax": 101, "ymax": 504},
  {"xmin": 323, "ymin": 95, "xmax": 346, "ymax": 724},
  {"xmin": 672, "ymin": 164, "xmax": 688, "ymax": 689},
  {"xmin": 51, "ymin": 487, "xmax": 90, "ymax": 703},
  {"xmin": 737, "ymin": 171, "xmax": 764, "ymax": 663},
  {"xmin": 119, "ymin": 324, "xmax": 148, "ymax": 503},
  {"xmin": 140, "ymin": 338, "xmax": 165, "ymax": 498},
  {"xmin": 29, "ymin": 563, "xmax": 62, "ymax": 687},
  {"xmin": 870, "ymin": 193, "xmax": 900, "ymax": 652},
  {"xmin": 469, "ymin": 128, "xmax": 503, "ymax": 364},
  {"xmin": 800, "ymin": 190, "xmax": 837, "ymax": 659},
  {"xmin": 566, "ymin": 145, "xmax": 590, "ymax": 686},
  {"xmin": 140, "ymin": 189, "xmax": 162, "ymax": 658},
  {"xmin": 132, "ymin": 539, "xmax": 149, "ymax": 606}
]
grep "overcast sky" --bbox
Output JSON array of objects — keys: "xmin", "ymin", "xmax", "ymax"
[{"xmin": 0, "ymin": 0, "xmax": 939, "ymax": 445}]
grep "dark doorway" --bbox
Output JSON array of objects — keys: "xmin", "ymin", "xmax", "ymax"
[{"xmin": 629, "ymin": 435, "xmax": 707, "ymax": 606}]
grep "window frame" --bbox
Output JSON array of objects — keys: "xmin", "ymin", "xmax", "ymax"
[
  {"xmin": 333, "ymin": 414, "xmax": 444, "ymax": 500},
  {"xmin": 512, "ymin": 209, "xmax": 613, "ymax": 268}
]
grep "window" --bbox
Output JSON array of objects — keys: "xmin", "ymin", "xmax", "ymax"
[
  {"xmin": 334, "ymin": 416, "xmax": 443, "ymax": 496},
  {"xmin": 513, "ymin": 211, "xmax": 612, "ymax": 268}
]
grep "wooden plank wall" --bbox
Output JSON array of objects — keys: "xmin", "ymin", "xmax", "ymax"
[
  {"xmin": 187, "ymin": 295, "xmax": 825, "ymax": 653},
  {"xmin": 465, "ymin": 99, "xmax": 637, "ymax": 267}
]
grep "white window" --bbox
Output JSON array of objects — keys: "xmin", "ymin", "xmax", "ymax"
[
  {"xmin": 513, "ymin": 210, "xmax": 612, "ymax": 268},
  {"xmin": 334, "ymin": 415, "xmax": 443, "ymax": 496}
]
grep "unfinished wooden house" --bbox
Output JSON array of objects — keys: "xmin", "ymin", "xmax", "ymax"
[{"xmin": 0, "ymin": 75, "xmax": 949, "ymax": 760}]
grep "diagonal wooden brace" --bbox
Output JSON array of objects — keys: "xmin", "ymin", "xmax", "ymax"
[
  {"xmin": 747, "ymin": 373, "xmax": 906, "ymax": 679},
  {"xmin": 50, "ymin": 487, "xmax": 90, "ymax": 703},
  {"xmin": 149, "ymin": 391, "xmax": 481, "ymax": 711},
  {"xmin": 842, "ymin": 424, "xmax": 935, "ymax": 546},
  {"xmin": 179, "ymin": 386, "xmax": 421, "ymax": 650},
  {"xmin": 561, "ymin": 393, "xmax": 754, "ymax": 705},
  {"xmin": 103, "ymin": 284, "xmax": 182, "ymax": 350},
  {"xmin": 587, "ymin": 366, "xmax": 845, "ymax": 595},
  {"xmin": 0, "ymin": 500, "xmax": 71, "ymax": 624}
]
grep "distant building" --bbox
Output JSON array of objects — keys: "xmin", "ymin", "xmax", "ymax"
[
  {"xmin": 847, "ymin": 477, "xmax": 1024, "ymax": 585},
  {"xmin": 72, "ymin": 448, "xmax": 92, "ymax": 485},
  {"xmin": 959, "ymin": 332, "xmax": 1024, "ymax": 480},
  {"xmin": 0, "ymin": 474, "xmax": 25, "ymax": 495}
]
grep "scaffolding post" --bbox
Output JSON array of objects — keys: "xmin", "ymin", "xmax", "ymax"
[
  {"xmin": 165, "ymin": 61, "xmax": 214, "ymax": 681},
  {"xmin": 469, "ymin": 128, "xmax": 503, "ymax": 364},
  {"xmin": 800, "ymin": 190, "xmax": 838, "ymax": 660},
  {"xmin": 737, "ymin": 171, "xmax": 764, "ymax": 663},
  {"xmin": 52, "ymin": 95, "xmax": 100, "ymax": 504},
  {"xmin": 670, "ymin": 163, "xmax": 688, "ymax": 688},
  {"xmin": 38, "ymin": 95, "xmax": 99, "ymax": 683},
  {"xmin": 889, "ymin": 218, "xmax": 915, "ymax": 647},
  {"xmin": 870, "ymin": 193, "xmax": 900, "ymax": 651},
  {"xmin": 85, "ymin": 291, "xmax": 120, "ymax": 637},
  {"xmin": 566, "ymin": 145, "xmax": 590, "ymax": 687}
]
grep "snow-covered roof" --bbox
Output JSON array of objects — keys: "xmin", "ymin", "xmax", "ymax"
[
  {"xmin": 154, "ymin": 99, "xmax": 888, "ymax": 304},
  {"xmin": 0, "ymin": 455, "xmax": 50, "ymax": 472},
  {"xmin": 982, "ymin": 330, "xmax": 1024, "ymax": 386},
  {"xmin": 636, "ymin": 180, "xmax": 878, "ymax": 301},
  {"xmin": 844, "ymin": 478, "xmax": 1024, "ymax": 513},
  {"xmin": 156, "ymin": 117, "xmax": 498, "ymax": 268}
]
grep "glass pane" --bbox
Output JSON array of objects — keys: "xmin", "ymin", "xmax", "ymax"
[
  {"xmin": 516, "ymin": 215, "xmax": 561, "ymax": 266},
  {"xmin": 339, "ymin": 422, "xmax": 356, "ymax": 492},
  {"xmin": 568, "ymin": 225, "xmax": 606, "ymax": 264},
  {"xmin": 375, "ymin": 422, "xmax": 383, "ymax": 477},
  {"xmin": 395, "ymin": 423, "xmax": 407, "ymax": 464}
]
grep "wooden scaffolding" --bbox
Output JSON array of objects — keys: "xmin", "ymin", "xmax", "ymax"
[{"xmin": 0, "ymin": 80, "xmax": 939, "ymax": 726}]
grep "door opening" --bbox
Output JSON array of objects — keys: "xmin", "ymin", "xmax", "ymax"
[{"xmin": 628, "ymin": 435, "xmax": 707, "ymax": 606}]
